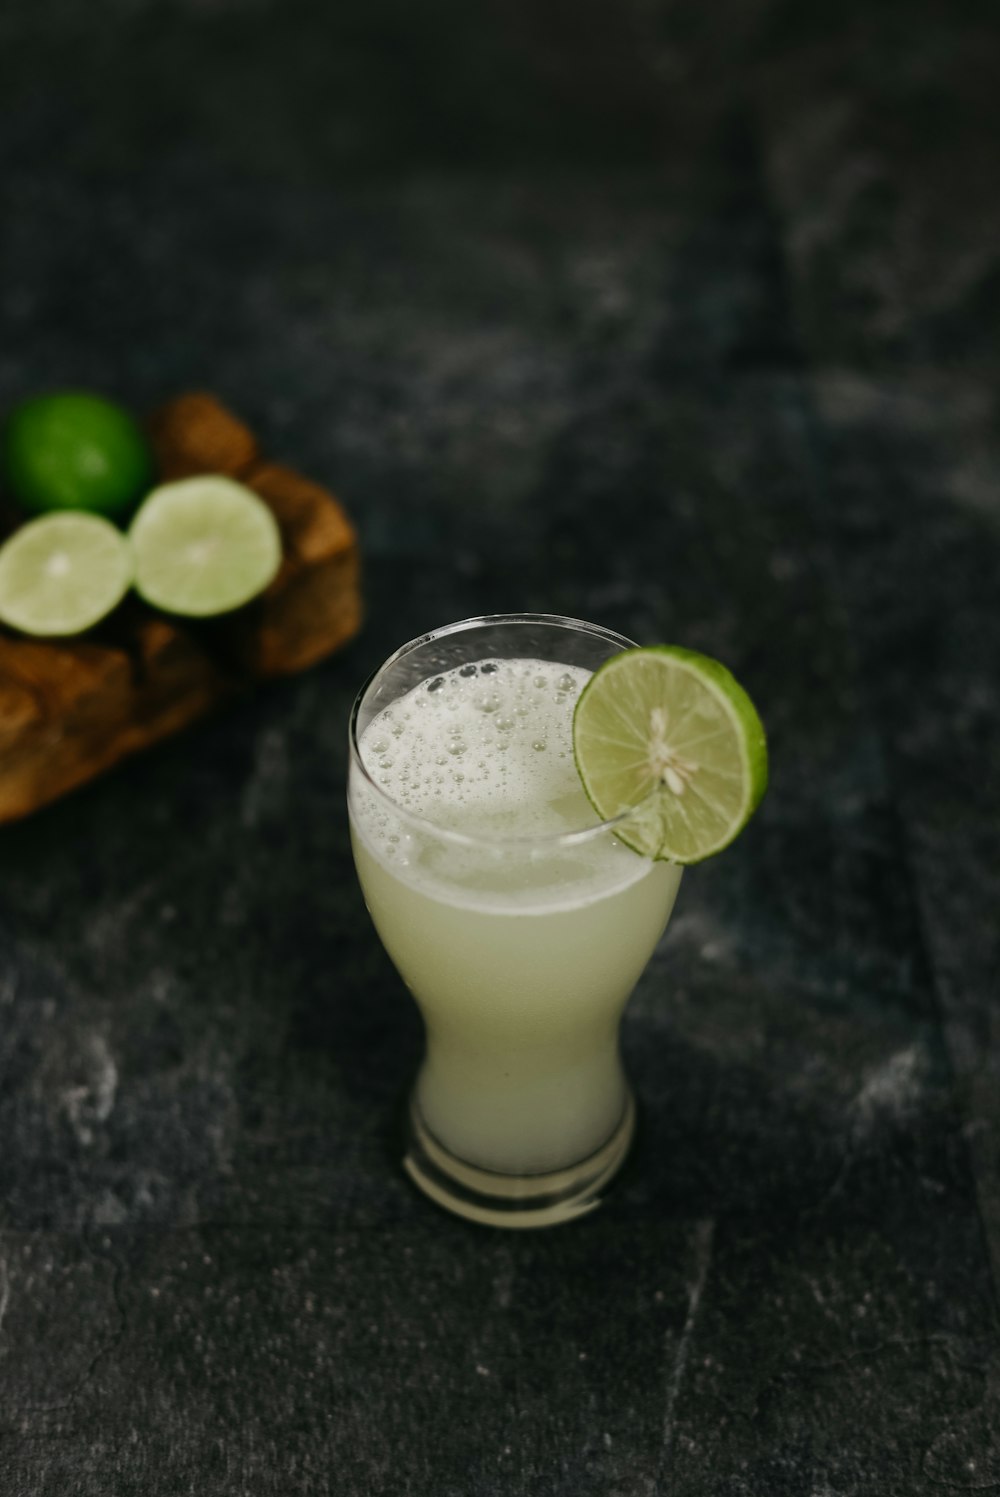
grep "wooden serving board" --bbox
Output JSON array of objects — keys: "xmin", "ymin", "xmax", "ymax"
[{"xmin": 0, "ymin": 393, "xmax": 361, "ymax": 824}]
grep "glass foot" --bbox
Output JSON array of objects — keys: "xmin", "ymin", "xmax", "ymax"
[{"xmin": 403, "ymin": 1091, "xmax": 637, "ymax": 1229}]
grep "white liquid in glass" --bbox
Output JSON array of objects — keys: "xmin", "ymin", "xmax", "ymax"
[{"xmin": 349, "ymin": 657, "xmax": 682, "ymax": 1175}]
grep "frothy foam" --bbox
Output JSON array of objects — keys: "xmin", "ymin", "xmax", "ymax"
[
  {"xmin": 360, "ymin": 657, "xmax": 590, "ymax": 834},
  {"xmin": 351, "ymin": 657, "xmax": 656, "ymax": 912}
]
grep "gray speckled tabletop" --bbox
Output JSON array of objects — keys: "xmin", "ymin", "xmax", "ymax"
[{"xmin": 1, "ymin": 2, "xmax": 999, "ymax": 1493}]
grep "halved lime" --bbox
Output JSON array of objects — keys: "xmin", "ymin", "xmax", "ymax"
[
  {"xmin": 2, "ymin": 392, "xmax": 153, "ymax": 520},
  {"xmin": 573, "ymin": 645, "xmax": 768, "ymax": 863},
  {"xmin": 129, "ymin": 476, "xmax": 281, "ymax": 617},
  {"xmin": 0, "ymin": 512, "xmax": 133, "ymax": 636}
]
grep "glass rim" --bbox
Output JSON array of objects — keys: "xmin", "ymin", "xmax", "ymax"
[{"xmin": 348, "ymin": 612, "xmax": 653, "ymax": 852}]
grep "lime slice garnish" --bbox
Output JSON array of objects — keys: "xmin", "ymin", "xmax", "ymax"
[
  {"xmin": 129, "ymin": 476, "xmax": 281, "ymax": 617},
  {"xmin": 2, "ymin": 392, "xmax": 153, "ymax": 520},
  {"xmin": 573, "ymin": 645, "xmax": 768, "ymax": 864},
  {"xmin": 0, "ymin": 512, "xmax": 133, "ymax": 636}
]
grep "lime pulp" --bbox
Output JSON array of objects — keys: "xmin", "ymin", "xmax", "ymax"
[
  {"xmin": 129, "ymin": 475, "xmax": 282, "ymax": 618},
  {"xmin": 0, "ymin": 512, "xmax": 133, "ymax": 637},
  {"xmin": 572, "ymin": 645, "xmax": 768, "ymax": 864}
]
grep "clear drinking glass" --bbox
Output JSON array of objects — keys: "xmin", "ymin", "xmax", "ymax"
[{"xmin": 347, "ymin": 614, "xmax": 683, "ymax": 1228}]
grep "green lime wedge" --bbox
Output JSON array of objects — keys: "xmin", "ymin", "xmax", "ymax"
[
  {"xmin": 573, "ymin": 645, "xmax": 768, "ymax": 864},
  {"xmin": 129, "ymin": 476, "xmax": 281, "ymax": 617},
  {"xmin": 2, "ymin": 392, "xmax": 153, "ymax": 520},
  {"xmin": 0, "ymin": 512, "xmax": 133, "ymax": 636}
]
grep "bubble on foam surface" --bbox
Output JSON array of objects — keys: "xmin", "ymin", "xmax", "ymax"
[
  {"xmin": 351, "ymin": 658, "xmax": 656, "ymax": 911},
  {"xmin": 357, "ymin": 658, "xmax": 590, "ymax": 838}
]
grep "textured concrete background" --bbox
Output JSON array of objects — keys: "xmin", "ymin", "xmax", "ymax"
[{"xmin": 1, "ymin": 1, "xmax": 999, "ymax": 1493}]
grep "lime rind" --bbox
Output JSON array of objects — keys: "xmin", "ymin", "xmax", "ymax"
[
  {"xmin": 2, "ymin": 392, "xmax": 153, "ymax": 519},
  {"xmin": 129, "ymin": 476, "xmax": 282, "ymax": 618},
  {"xmin": 573, "ymin": 645, "xmax": 768, "ymax": 864},
  {"xmin": 0, "ymin": 512, "xmax": 133, "ymax": 637}
]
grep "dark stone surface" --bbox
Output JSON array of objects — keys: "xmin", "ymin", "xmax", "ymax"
[{"xmin": 1, "ymin": 2, "xmax": 999, "ymax": 1493}]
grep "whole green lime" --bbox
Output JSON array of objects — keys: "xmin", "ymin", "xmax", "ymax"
[{"xmin": 1, "ymin": 392, "xmax": 153, "ymax": 520}]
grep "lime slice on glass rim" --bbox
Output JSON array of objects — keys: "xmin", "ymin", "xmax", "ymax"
[
  {"xmin": 129, "ymin": 475, "xmax": 281, "ymax": 617},
  {"xmin": 0, "ymin": 512, "xmax": 133, "ymax": 636},
  {"xmin": 573, "ymin": 645, "xmax": 768, "ymax": 864}
]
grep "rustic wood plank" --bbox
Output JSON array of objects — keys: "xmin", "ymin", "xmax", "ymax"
[
  {"xmin": 147, "ymin": 391, "xmax": 259, "ymax": 479},
  {"xmin": 0, "ymin": 394, "xmax": 361, "ymax": 823},
  {"xmin": 237, "ymin": 460, "xmax": 361, "ymax": 676}
]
